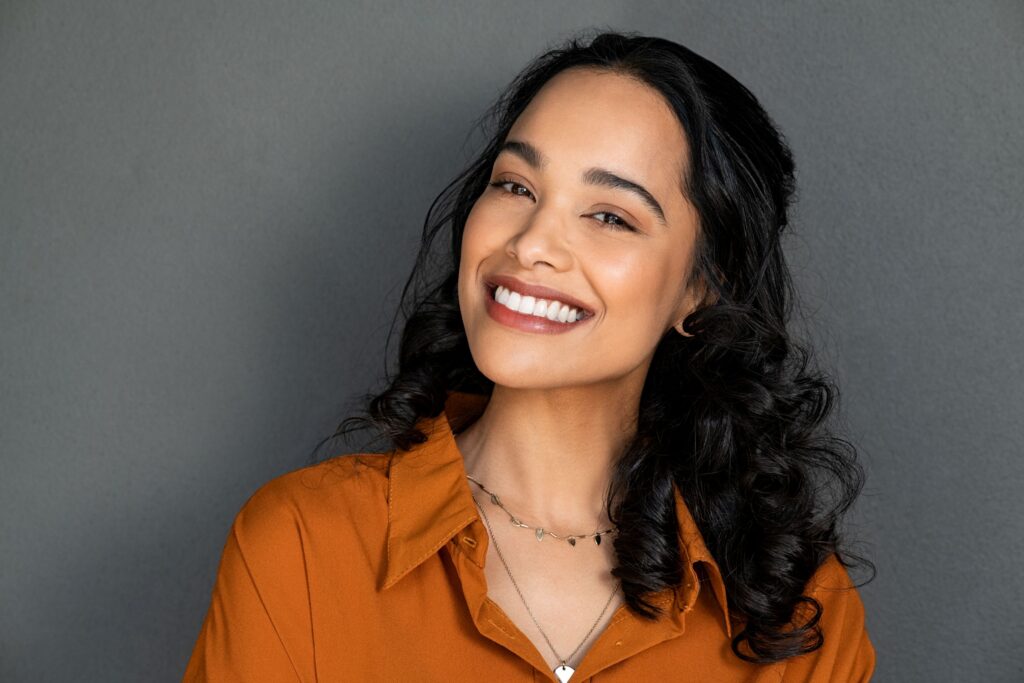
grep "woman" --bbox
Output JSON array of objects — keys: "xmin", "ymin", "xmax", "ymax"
[{"xmin": 184, "ymin": 31, "xmax": 874, "ymax": 682}]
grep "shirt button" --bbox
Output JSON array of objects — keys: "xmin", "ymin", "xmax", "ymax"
[
  {"xmin": 461, "ymin": 535, "xmax": 478, "ymax": 548},
  {"xmin": 615, "ymin": 640, "xmax": 624, "ymax": 647}
]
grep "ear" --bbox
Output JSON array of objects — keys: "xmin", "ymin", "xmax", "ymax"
[{"xmin": 672, "ymin": 274, "xmax": 717, "ymax": 337}]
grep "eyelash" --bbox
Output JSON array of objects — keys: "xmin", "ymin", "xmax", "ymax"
[{"xmin": 487, "ymin": 179, "xmax": 638, "ymax": 233}]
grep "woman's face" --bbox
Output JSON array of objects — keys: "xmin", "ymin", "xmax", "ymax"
[{"xmin": 458, "ymin": 67, "xmax": 704, "ymax": 392}]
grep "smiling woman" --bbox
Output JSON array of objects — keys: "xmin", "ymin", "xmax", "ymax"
[{"xmin": 184, "ymin": 30, "xmax": 875, "ymax": 682}]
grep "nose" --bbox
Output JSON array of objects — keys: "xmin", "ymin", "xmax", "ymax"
[{"xmin": 505, "ymin": 200, "xmax": 573, "ymax": 270}]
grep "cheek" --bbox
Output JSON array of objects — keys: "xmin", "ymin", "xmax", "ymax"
[
  {"xmin": 462, "ymin": 200, "xmax": 496, "ymax": 253},
  {"xmin": 597, "ymin": 256, "xmax": 679, "ymax": 328},
  {"xmin": 598, "ymin": 255, "xmax": 655, "ymax": 303},
  {"xmin": 458, "ymin": 203, "xmax": 498, "ymax": 302}
]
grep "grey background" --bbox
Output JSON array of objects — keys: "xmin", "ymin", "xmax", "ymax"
[{"xmin": 2, "ymin": 1, "xmax": 1022, "ymax": 681}]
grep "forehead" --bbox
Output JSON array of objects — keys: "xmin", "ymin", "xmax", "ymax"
[{"xmin": 506, "ymin": 68, "xmax": 689, "ymax": 190}]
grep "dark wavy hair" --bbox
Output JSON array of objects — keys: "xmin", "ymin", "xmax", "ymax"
[{"xmin": 312, "ymin": 29, "xmax": 873, "ymax": 664}]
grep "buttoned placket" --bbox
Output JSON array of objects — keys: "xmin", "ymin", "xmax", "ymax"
[
  {"xmin": 445, "ymin": 519, "xmax": 555, "ymax": 679},
  {"xmin": 444, "ymin": 517, "xmax": 697, "ymax": 682}
]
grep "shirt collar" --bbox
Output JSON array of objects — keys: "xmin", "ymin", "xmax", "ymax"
[{"xmin": 380, "ymin": 390, "xmax": 732, "ymax": 637}]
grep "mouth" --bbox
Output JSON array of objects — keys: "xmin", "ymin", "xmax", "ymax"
[
  {"xmin": 482, "ymin": 275, "xmax": 596, "ymax": 320},
  {"xmin": 482, "ymin": 279, "xmax": 595, "ymax": 323}
]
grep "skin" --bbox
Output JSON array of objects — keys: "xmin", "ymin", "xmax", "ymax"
[{"xmin": 453, "ymin": 67, "xmax": 706, "ymax": 672}]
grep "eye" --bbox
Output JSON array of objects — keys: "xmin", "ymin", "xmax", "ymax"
[
  {"xmin": 591, "ymin": 211, "xmax": 638, "ymax": 233},
  {"xmin": 488, "ymin": 178, "xmax": 534, "ymax": 200},
  {"xmin": 488, "ymin": 178, "xmax": 638, "ymax": 233}
]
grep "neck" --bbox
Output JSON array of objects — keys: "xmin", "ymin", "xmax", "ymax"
[{"xmin": 454, "ymin": 383, "xmax": 641, "ymax": 531}]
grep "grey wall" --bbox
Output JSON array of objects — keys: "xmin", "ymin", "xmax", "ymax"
[{"xmin": 2, "ymin": 1, "xmax": 1022, "ymax": 681}]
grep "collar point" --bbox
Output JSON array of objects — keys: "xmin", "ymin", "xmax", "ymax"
[{"xmin": 379, "ymin": 567, "xmax": 402, "ymax": 592}]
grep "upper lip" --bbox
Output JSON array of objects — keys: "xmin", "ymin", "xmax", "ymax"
[{"xmin": 484, "ymin": 274, "xmax": 595, "ymax": 316}]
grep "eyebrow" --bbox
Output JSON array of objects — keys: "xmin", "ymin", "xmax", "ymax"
[{"xmin": 498, "ymin": 139, "xmax": 668, "ymax": 226}]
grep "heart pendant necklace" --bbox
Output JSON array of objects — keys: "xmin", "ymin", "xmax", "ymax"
[
  {"xmin": 554, "ymin": 663, "xmax": 575, "ymax": 683},
  {"xmin": 470, "ymin": 478, "xmax": 620, "ymax": 682}
]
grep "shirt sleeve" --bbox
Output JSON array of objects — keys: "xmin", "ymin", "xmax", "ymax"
[
  {"xmin": 777, "ymin": 553, "xmax": 876, "ymax": 683},
  {"xmin": 182, "ymin": 480, "xmax": 315, "ymax": 682}
]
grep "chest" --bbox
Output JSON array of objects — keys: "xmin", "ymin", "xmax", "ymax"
[
  {"xmin": 480, "ymin": 530, "xmax": 624, "ymax": 674},
  {"xmin": 307, "ymin": 534, "xmax": 759, "ymax": 682}
]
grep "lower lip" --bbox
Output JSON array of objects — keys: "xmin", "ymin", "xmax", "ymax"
[{"xmin": 483, "ymin": 284, "xmax": 592, "ymax": 335}]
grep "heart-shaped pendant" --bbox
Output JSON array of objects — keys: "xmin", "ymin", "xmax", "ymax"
[{"xmin": 554, "ymin": 664, "xmax": 574, "ymax": 682}]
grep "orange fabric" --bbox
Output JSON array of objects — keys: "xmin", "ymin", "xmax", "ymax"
[{"xmin": 184, "ymin": 390, "xmax": 875, "ymax": 681}]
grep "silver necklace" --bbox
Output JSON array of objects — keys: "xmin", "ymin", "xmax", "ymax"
[
  {"xmin": 470, "ymin": 483, "xmax": 620, "ymax": 683},
  {"xmin": 466, "ymin": 474, "xmax": 618, "ymax": 546}
]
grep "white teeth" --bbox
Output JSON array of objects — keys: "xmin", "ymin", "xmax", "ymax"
[{"xmin": 493, "ymin": 285, "xmax": 584, "ymax": 323}]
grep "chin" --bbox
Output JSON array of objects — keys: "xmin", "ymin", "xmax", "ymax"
[{"xmin": 471, "ymin": 354, "xmax": 588, "ymax": 392}]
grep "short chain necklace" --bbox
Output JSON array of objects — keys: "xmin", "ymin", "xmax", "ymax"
[
  {"xmin": 466, "ymin": 474, "xmax": 617, "ymax": 546},
  {"xmin": 468, "ymin": 478, "xmax": 620, "ymax": 683}
]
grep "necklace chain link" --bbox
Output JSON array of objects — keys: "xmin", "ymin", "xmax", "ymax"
[
  {"xmin": 466, "ymin": 473, "xmax": 617, "ymax": 546},
  {"xmin": 469, "ymin": 477, "xmax": 620, "ymax": 675}
]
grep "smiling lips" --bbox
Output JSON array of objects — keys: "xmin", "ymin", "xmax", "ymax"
[
  {"xmin": 493, "ymin": 285, "xmax": 586, "ymax": 322},
  {"xmin": 482, "ymin": 275, "xmax": 594, "ymax": 334}
]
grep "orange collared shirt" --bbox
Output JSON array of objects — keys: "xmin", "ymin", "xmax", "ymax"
[{"xmin": 184, "ymin": 391, "xmax": 874, "ymax": 682}]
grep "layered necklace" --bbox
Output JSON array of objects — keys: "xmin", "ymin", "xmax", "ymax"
[
  {"xmin": 465, "ymin": 474, "xmax": 617, "ymax": 546},
  {"xmin": 466, "ymin": 474, "xmax": 620, "ymax": 683}
]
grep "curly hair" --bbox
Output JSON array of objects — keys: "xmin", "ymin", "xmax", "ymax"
[{"xmin": 313, "ymin": 29, "xmax": 873, "ymax": 664}]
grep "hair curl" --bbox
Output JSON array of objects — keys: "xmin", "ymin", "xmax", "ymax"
[{"xmin": 313, "ymin": 29, "xmax": 873, "ymax": 664}]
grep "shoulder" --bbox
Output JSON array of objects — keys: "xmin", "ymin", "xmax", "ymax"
[
  {"xmin": 775, "ymin": 553, "xmax": 876, "ymax": 682},
  {"xmin": 803, "ymin": 553, "xmax": 872, "ymax": 649},
  {"xmin": 803, "ymin": 553, "xmax": 872, "ymax": 640},
  {"xmin": 230, "ymin": 453, "xmax": 392, "ymax": 553},
  {"xmin": 187, "ymin": 454, "xmax": 391, "ymax": 681},
  {"xmin": 805, "ymin": 552, "xmax": 861, "ymax": 597}
]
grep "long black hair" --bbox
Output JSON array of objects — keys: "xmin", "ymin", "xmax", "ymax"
[{"xmin": 313, "ymin": 29, "xmax": 872, "ymax": 664}]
